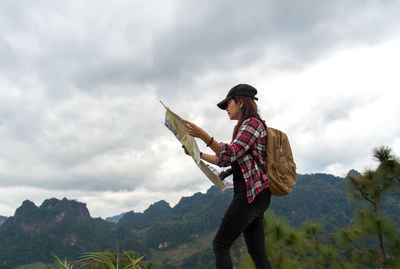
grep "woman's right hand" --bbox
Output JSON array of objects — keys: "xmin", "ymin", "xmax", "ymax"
[
  {"xmin": 182, "ymin": 119, "xmax": 206, "ymax": 139},
  {"xmin": 183, "ymin": 119, "xmax": 220, "ymax": 156}
]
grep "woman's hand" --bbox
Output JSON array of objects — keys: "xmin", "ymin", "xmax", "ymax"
[
  {"xmin": 183, "ymin": 119, "xmax": 220, "ymax": 155},
  {"xmin": 183, "ymin": 119, "xmax": 206, "ymax": 139}
]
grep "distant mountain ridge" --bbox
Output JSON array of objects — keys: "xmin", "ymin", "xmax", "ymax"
[
  {"xmin": 0, "ymin": 172, "xmax": 397, "ymax": 269},
  {"xmin": 118, "ymin": 200, "xmax": 172, "ymax": 229},
  {"xmin": 0, "ymin": 215, "xmax": 6, "ymax": 226},
  {"xmin": 105, "ymin": 212, "xmax": 126, "ymax": 223}
]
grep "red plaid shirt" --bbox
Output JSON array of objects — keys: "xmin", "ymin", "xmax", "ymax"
[{"xmin": 216, "ymin": 117, "xmax": 269, "ymax": 203}]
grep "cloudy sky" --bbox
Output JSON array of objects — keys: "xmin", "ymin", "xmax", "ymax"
[{"xmin": 1, "ymin": 0, "xmax": 400, "ymax": 218}]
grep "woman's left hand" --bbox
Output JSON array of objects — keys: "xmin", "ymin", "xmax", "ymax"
[{"xmin": 183, "ymin": 120, "xmax": 206, "ymax": 139}]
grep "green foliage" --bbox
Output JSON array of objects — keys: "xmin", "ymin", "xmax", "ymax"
[
  {"xmin": 339, "ymin": 146, "xmax": 400, "ymax": 269},
  {"xmin": 264, "ymin": 212, "xmax": 301, "ymax": 268},
  {"xmin": 51, "ymin": 250, "xmax": 153, "ymax": 269},
  {"xmin": 50, "ymin": 255, "xmax": 74, "ymax": 269},
  {"xmin": 263, "ymin": 212, "xmax": 345, "ymax": 269},
  {"xmin": 237, "ymin": 252, "xmax": 255, "ymax": 269},
  {"xmin": 79, "ymin": 251, "xmax": 144, "ymax": 269},
  {"xmin": 237, "ymin": 211, "xmax": 365, "ymax": 269},
  {"xmin": 266, "ymin": 146, "xmax": 400, "ymax": 269}
]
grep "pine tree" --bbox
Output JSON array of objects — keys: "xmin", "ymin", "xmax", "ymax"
[
  {"xmin": 237, "ymin": 211, "xmax": 303, "ymax": 269},
  {"xmin": 237, "ymin": 212, "xmax": 344, "ymax": 269},
  {"xmin": 339, "ymin": 146, "xmax": 400, "ymax": 269}
]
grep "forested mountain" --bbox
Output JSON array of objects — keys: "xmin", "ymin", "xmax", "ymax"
[
  {"xmin": 0, "ymin": 199, "xmax": 116, "ymax": 268},
  {"xmin": 270, "ymin": 173, "xmax": 357, "ymax": 231},
  {"xmin": 0, "ymin": 172, "xmax": 397, "ymax": 268},
  {"xmin": 115, "ymin": 187, "xmax": 233, "ymax": 255},
  {"xmin": 118, "ymin": 200, "xmax": 172, "ymax": 229}
]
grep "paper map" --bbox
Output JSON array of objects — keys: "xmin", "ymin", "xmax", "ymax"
[{"xmin": 161, "ymin": 101, "xmax": 233, "ymax": 191}]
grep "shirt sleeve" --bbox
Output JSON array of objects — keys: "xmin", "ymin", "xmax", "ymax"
[{"xmin": 216, "ymin": 118, "xmax": 263, "ymax": 167}]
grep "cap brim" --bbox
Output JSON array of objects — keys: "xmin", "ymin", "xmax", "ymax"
[{"xmin": 217, "ymin": 97, "xmax": 229, "ymax": 110}]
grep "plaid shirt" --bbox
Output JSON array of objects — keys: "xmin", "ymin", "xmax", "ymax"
[{"xmin": 216, "ymin": 117, "xmax": 269, "ymax": 203}]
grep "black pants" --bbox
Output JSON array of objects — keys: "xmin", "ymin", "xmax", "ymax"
[{"xmin": 213, "ymin": 187, "xmax": 271, "ymax": 269}]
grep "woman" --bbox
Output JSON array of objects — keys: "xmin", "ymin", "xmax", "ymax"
[{"xmin": 183, "ymin": 84, "xmax": 272, "ymax": 269}]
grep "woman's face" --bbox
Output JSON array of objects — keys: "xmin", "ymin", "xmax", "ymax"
[{"xmin": 226, "ymin": 98, "xmax": 242, "ymax": 120}]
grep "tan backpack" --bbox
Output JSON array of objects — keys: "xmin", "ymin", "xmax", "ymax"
[{"xmin": 264, "ymin": 127, "xmax": 297, "ymax": 196}]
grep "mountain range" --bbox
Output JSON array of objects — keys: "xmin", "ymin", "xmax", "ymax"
[{"xmin": 0, "ymin": 172, "xmax": 397, "ymax": 268}]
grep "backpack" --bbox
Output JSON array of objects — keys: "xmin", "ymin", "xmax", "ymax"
[{"xmin": 264, "ymin": 127, "xmax": 297, "ymax": 196}]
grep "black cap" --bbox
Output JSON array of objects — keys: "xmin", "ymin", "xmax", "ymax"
[{"xmin": 217, "ymin": 84, "xmax": 258, "ymax": 110}]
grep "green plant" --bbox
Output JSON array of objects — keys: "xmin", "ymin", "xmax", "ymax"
[
  {"xmin": 339, "ymin": 146, "xmax": 400, "ymax": 269},
  {"xmin": 79, "ymin": 251, "xmax": 144, "ymax": 269},
  {"xmin": 51, "ymin": 250, "xmax": 150, "ymax": 269},
  {"xmin": 50, "ymin": 255, "xmax": 74, "ymax": 269}
]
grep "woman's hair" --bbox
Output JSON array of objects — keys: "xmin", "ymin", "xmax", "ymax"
[{"xmin": 232, "ymin": 96, "xmax": 265, "ymax": 140}]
